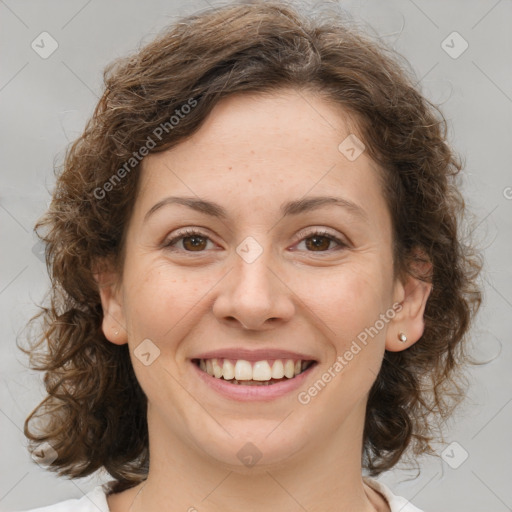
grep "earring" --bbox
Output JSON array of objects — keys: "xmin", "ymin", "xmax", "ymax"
[
  {"xmin": 114, "ymin": 329, "xmax": 119, "ymax": 335},
  {"xmin": 398, "ymin": 332, "xmax": 407, "ymax": 343}
]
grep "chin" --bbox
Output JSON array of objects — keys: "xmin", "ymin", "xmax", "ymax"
[{"xmin": 192, "ymin": 425, "xmax": 309, "ymax": 472}]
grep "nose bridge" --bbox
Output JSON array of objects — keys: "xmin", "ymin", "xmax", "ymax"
[
  {"xmin": 213, "ymin": 235, "xmax": 294, "ymax": 329},
  {"xmin": 235, "ymin": 249, "xmax": 273, "ymax": 300}
]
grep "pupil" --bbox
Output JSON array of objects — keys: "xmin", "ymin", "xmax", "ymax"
[
  {"xmin": 185, "ymin": 236, "xmax": 206, "ymax": 250},
  {"xmin": 183, "ymin": 235, "xmax": 330, "ymax": 251},
  {"xmin": 307, "ymin": 236, "xmax": 329, "ymax": 251}
]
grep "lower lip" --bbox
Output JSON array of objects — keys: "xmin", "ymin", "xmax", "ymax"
[{"xmin": 191, "ymin": 361, "xmax": 317, "ymax": 401}]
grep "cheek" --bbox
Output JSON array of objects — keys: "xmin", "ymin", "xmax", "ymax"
[
  {"xmin": 121, "ymin": 265, "xmax": 212, "ymax": 394},
  {"xmin": 123, "ymin": 263, "xmax": 205, "ymax": 339},
  {"xmin": 295, "ymin": 266, "xmax": 391, "ymax": 412},
  {"xmin": 296, "ymin": 262, "xmax": 390, "ymax": 340}
]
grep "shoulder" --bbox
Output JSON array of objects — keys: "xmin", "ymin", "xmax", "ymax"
[
  {"xmin": 364, "ymin": 477, "xmax": 424, "ymax": 512},
  {"xmin": 17, "ymin": 484, "xmax": 110, "ymax": 512},
  {"xmin": 17, "ymin": 479, "xmax": 422, "ymax": 512}
]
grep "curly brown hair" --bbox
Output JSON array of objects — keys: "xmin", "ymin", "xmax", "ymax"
[{"xmin": 21, "ymin": 0, "xmax": 482, "ymax": 494}]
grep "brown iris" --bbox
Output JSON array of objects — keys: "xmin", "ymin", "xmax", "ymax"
[
  {"xmin": 182, "ymin": 235, "xmax": 208, "ymax": 251},
  {"xmin": 305, "ymin": 235, "xmax": 331, "ymax": 251},
  {"xmin": 180, "ymin": 233, "xmax": 333, "ymax": 252}
]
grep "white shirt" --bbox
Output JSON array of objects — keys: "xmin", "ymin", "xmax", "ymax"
[{"xmin": 17, "ymin": 478, "xmax": 423, "ymax": 512}]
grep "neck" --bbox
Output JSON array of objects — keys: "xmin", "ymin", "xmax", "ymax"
[{"xmin": 126, "ymin": 399, "xmax": 384, "ymax": 512}]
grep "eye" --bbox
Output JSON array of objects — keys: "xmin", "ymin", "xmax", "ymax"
[
  {"xmin": 293, "ymin": 229, "xmax": 347, "ymax": 253},
  {"xmin": 163, "ymin": 228, "xmax": 215, "ymax": 252},
  {"xmin": 162, "ymin": 227, "xmax": 348, "ymax": 254}
]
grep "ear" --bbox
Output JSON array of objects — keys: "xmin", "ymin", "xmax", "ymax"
[
  {"xmin": 92, "ymin": 258, "xmax": 128, "ymax": 346},
  {"xmin": 386, "ymin": 249, "xmax": 433, "ymax": 352}
]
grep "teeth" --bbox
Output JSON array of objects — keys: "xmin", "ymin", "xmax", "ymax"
[
  {"xmin": 234, "ymin": 360, "xmax": 252, "ymax": 380},
  {"xmin": 284, "ymin": 359, "xmax": 295, "ymax": 378},
  {"xmin": 197, "ymin": 357, "xmax": 313, "ymax": 381},
  {"xmin": 212, "ymin": 358, "xmax": 223, "ymax": 378},
  {"xmin": 222, "ymin": 359, "xmax": 235, "ymax": 380},
  {"xmin": 271, "ymin": 359, "xmax": 284, "ymax": 379},
  {"xmin": 252, "ymin": 361, "xmax": 272, "ymax": 381}
]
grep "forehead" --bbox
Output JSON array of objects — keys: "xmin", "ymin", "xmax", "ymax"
[
  {"xmin": 170, "ymin": 88, "xmax": 358, "ymax": 160},
  {"xmin": 134, "ymin": 88, "xmax": 387, "ymax": 224}
]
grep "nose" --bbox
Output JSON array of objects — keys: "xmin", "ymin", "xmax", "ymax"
[{"xmin": 212, "ymin": 249, "xmax": 295, "ymax": 331}]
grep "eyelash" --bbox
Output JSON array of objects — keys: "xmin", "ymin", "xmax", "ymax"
[{"xmin": 162, "ymin": 227, "xmax": 347, "ymax": 254}]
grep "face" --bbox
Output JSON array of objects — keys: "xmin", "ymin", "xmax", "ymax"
[{"xmin": 98, "ymin": 88, "xmax": 427, "ymax": 471}]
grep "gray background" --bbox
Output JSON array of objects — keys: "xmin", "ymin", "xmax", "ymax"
[{"xmin": 1, "ymin": 0, "xmax": 511, "ymax": 510}]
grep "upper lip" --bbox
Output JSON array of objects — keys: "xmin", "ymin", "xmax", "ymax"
[{"xmin": 191, "ymin": 348, "xmax": 317, "ymax": 362}]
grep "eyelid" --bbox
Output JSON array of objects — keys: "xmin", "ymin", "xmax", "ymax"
[
  {"xmin": 292, "ymin": 226, "xmax": 349, "ymax": 247},
  {"xmin": 162, "ymin": 227, "xmax": 218, "ymax": 251},
  {"xmin": 163, "ymin": 225, "xmax": 349, "ymax": 254}
]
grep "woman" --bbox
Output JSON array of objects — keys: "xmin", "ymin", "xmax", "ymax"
[{"xmin": 20, "ymin": 1, "xmax": 482, "ymax": 511}]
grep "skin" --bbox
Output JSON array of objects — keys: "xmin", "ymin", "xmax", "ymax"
[{"xmin": 96, "ymin": 88, "xmax": 431, "ymax": 512}]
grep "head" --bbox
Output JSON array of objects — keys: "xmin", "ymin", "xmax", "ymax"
[{"xmin": 23, "ymin": 0, "xmax": 481, "ymax": 493}]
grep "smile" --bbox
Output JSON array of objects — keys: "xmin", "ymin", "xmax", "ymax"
[
  {"xmin": 190, "ymin": 355, "xmax": 318, "ymax": 401},
  {"xmin": 193, "ymin": 358, "xmax": 315, "ymax": 385}
]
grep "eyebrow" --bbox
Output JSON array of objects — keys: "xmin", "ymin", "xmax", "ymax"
[{"xmin": 143, "ymin": 195, "xmax": 368, "ymax": 223}]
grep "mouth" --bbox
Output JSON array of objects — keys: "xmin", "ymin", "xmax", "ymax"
[{"xmin": 192, "ymin": 357, "xmax": 317, "ymax": 386}]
